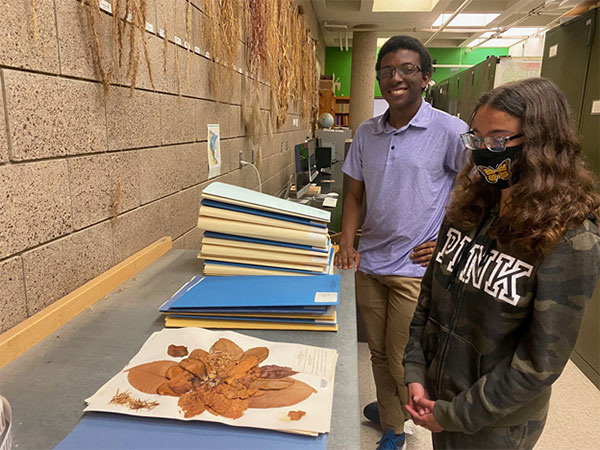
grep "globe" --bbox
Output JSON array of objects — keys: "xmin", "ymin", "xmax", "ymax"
[{"xmin": 318, "ymin": 112, "xmax": 335, "ymax": 129}]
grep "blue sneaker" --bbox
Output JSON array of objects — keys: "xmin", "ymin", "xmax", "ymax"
[
  {"xmin": 364, "ymin": 401, "xmax": 380, "ymax": 424},
  {"xmin": 376, "ymin": 430, "xmax": 406, "ymax": 450}
]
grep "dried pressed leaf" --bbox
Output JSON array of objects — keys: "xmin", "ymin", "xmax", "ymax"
[
  {"xmin": 259, "ymin": 364, "xmax": 298, "ymax": 379},
  {"xmin": 254, "ymin": 377, "xmax": 294, "ymax": 390},
  {"xmin": 242, "ymin": 347, "xmax": 269, "ymax": 364},
  {"xmin": 167, "ymin": 344, "xmax": 189, "ymax": 357},
  {"xmin": 210, "ymin": 338, "xmax": 243, "ymax": 359},
  {"xmin": 249, "ymin": 379, "xmax": 316, "ymax": 409},
  {"xmin": 126, "ymin": 360, "xmax": 176, "ymax": 394}
]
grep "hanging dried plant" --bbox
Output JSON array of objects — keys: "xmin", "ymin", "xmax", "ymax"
[
  {"xmin": 185, "ymin": 0, "xmax": 193, "ymax": 87},
  {"xmin": 30, "ymin": 0, "xmax": 39, "ymax": 41}
]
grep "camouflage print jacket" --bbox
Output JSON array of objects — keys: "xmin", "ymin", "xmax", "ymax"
[{"xmin": 403, "ymin": 212, "xmax": 600, "ymax": 433}]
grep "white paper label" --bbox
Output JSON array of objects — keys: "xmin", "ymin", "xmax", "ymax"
[
  {"xmin": 98, "ymin": 0, "xmax": 112, "ymax": 14},
  {"xmin": 592, "ymin": 100, "xmax": 600, "ymax": 115},
  {"xmin": 194, "ymin": 46, "xmax": 201, "ymax": 54},
  {"xmin": 145, "ymin": 22, "xmax": 154, "ymax": 33},
  {"xmin": 184, "ymin": 41, "xmax": 191, "ymax": 49},
  {"xmin": 126, "ymin": 13, "xmax": 133, "ymax": 22},
  {"xmin": 314, "ymin": 292, "xmax": 338, "ymax": 303},
  {"xmin": 549, "ymin": 44, "xmax": 558, "ymax": 58},
  {"xmin": 159, "ymin": 28, "xmax": 165, "ymax": 38},
  {"xmin": 238, "ymin": 67, "xmax": 243, "ymax": 74},
  {"xmin": 205, "ymin": 51, "xmax": 211, "ymax": 58},
  {"xmin": 174, "ymin": 36, "xmax": 182, "ymax": 46}
]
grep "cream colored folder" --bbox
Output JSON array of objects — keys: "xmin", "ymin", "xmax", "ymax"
[
  {"xmin": 200, "ymin": 244, "xmax": 329, "ymax": 267},
  {"xmin": 197, "ymin": 216, "xmax": 329, "ymax": 248},
  {"xmin": 201, "ymin": 236, "xmax": 329, "ymax": 258},
  {"xmin": 199, "ymin": 205, "xmax": 328, "ymax": 235},
  {"xmin": 198, "ymin": 254, "xmax": 327, "ymax": 273},
  {"xmin": 203, "ymin": 263, "xmax": 309, "ymax": 276}
]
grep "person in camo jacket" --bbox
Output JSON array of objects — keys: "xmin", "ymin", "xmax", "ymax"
[{"xmin": 402, "ymin": 77, "xmax": 600, "ymax": 450}]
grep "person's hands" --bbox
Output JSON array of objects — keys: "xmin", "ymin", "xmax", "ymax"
[
  {"xmin": 410, "ymin": 240, "xmax": 437, "ymax": 267},
  {"xmin": 334, "ymin": 245, "xmax": 361, "ymax": 271},
  {"xmin": 406, "ymin": 383, "xmax": 430, "ymax": 415},
  {"xmin": 405, "ymin": 396, "xmax": 444, "ymax": 433}
]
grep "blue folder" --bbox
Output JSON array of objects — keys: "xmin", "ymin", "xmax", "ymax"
[
  {"xmin": 167, "ymin": 275, "xmax": 340, "ymax": 309},
  {"xmin": 203, "ymin": 232, "xmax": 330, "ymax": 253},
  {"xmin": 56, "ymin": 413, "xmax": 327, "ymax": 450},
  {"xmin": 201, "ymin": 199, "xmax": 327, "ymax": 228}
]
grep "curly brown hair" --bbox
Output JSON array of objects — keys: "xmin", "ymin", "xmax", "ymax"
[{"xmin": 446, "ymin": 77, "xmax": 600, "ymax": 257}]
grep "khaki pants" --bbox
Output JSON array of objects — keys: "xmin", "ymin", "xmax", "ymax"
[{"xmin": 355, "ymin": 270, "xmax": 421, "ymax": 434}]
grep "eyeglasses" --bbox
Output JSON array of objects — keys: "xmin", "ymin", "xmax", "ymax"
[
  {"xmin": 461, "ymin": 131, "xmax": 524, "ymax": 152},
  {"xmin": 376, "ymin": 63, "xmax": 421, "ymax": 80}
]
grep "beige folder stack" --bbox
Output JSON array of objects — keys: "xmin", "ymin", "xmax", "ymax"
[{"xmin": 197, "ymin": 182, "xmax": 334, "ymax": 276}]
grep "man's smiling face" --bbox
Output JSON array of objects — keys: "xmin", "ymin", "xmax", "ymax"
[{"xmin": 378, "ymin": 48, "xmax": 429, "ymax": 113}]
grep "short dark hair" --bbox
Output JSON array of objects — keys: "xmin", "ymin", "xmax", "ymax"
[{"xmin": 376, "ymin": 35, "xmax": 432, "ymax": 76}]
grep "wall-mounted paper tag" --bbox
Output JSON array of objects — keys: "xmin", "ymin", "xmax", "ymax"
[
  {"xmin": 99, "ymin": 0, "xmax": 112, "ymax": 14},
  {"xmin": 549, "ymin": 44, "xmax": 558, "ymax": 58},
  {"xmin": 314, "ymin": 292, "xmax": 338, "ymax": 303},
  {"xmin": 126, "ymin": 13, "xmax": 133, "ymax": 22},
  {"xmin": 194, "ymin": 46, "xmax": 201, "ymax": 54},
  {"xmin": 145, "ymin": 22, "xmax": 154, "ymax": 33},
  {"xmin": 159, "ymin": 29, "xmax": 165, "ymax": 38},
  {"xmin": 174, "ymin": 36, "xmax": 182, "ymax": 46},
  {"xmin": 592, "ymin": 100, "xmax": 600, "ymax": 115}
]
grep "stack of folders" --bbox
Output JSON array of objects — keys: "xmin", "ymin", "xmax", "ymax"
[
  {"xmin": 197, "ymin": 182, "xmax": 334, "ymax": 276},
  {"xmin": 160, "ymin": 275, "xmax": 340, "ymax": 331},
  {"xmin": 169, "ymin": 182, "xmax": 339, "ymax": 330}
]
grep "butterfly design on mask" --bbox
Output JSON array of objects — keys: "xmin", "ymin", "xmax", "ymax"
[{"xmin": 476, "ymin": 158, "xmax": 512, "ymax": 184}]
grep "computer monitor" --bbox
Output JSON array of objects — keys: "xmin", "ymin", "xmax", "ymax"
[
  {"xmin": 293, "ymin": 143, "xmax": 311, "ymax": 199},
  {"xmin": 306, "ymin": 138, "xmax": 318, "ymax": 182}
]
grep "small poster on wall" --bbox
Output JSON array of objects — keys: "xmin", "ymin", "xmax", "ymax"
[{"xmin": 207, "ymin": 124, "xmax": 221, "ymax": 178}]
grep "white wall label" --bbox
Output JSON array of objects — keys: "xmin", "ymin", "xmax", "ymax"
[
  {"xmin": 591, "ymin": 100, "xmax": 600, "ymax": 115},
  {"xmin": 174, "ymin": 36, "xmax": 182, "ymax": 46},
  {"xmin": 145, "ymin": 22, "xmax": 154, "ymax": 33},
  {"xmin": 549, "ymin": 44, "xmax": 558, "ymax": 58},
  {"xmin": 159, "ymin": 29, "xmax": 165, "ymax": 38},
  {"xmin": 194, "ymin": 46, "xmax": 201, "ymax": 54},
  {"xmin": 99, "ymin": 0, "xmax": 112, "ymax": 14}
]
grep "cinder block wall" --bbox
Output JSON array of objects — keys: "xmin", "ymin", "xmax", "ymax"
[{"xmin": 0, "ymin": 0, "xmax": 320, "ymax": 333}]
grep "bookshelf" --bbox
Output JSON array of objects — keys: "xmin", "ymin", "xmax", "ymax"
[{"xmin": 335, "ymin": 96, "xmax": 350, "ymax": 127}]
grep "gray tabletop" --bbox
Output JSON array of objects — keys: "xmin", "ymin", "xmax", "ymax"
[{"xmin": 0, "ymin": 249, "xmax": 360, "ymax": 450}]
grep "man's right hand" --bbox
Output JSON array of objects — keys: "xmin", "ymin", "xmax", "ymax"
[{"xmin": 334, "ymin": 245, "xmax": 361, "ymax": 271}]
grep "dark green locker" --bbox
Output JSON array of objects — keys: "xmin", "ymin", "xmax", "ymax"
[
  {"xmin": 541, "ymin": 10, "xmax": 596, "ymax": 124},
  {"xmin": 541, "ymin": 8, "xmax": 600, "ymax": 388}
]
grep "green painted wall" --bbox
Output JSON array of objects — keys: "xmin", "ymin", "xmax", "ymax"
[{"xmin": 325, "ymin": 46, "xmax": 510, "ymax": 98}]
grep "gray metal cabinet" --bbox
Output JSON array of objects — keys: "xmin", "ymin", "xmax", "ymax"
[{"xmin": 541, "ymin": 8, "xmax": 600, "ymax": 388}]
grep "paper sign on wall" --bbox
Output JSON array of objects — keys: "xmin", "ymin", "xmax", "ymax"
[{"xmin": 207, "ymin": 124, "xmax": 222, "ymax": 178}]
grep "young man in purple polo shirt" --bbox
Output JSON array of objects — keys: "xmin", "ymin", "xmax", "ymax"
[{"xmin": 334, "ymin": 36, "xmax": 468, "ymax": 450}]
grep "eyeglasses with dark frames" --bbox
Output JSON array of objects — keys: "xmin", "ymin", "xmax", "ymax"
[
  {"xmin": 376, "ymin": 63, "xmax": 422, "ymax": 80},
  {"xmin": 461, "ymin": 131, "xmax": 524, "ymax": 152}
]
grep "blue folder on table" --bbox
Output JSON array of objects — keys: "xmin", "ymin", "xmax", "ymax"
[
  {"xmin": 166, "ymin": 275, "xmax": 340, "ymax": 310},
  {"xmin": 56, "ymin": 413, "xmax": 327, "ymax": 450}
]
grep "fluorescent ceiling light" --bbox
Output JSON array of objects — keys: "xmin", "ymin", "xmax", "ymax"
[
  {"xmin": 373, "ymin": 0, "xmax": 440, "ymax": 12},
  {"xmin": 500, "ymin": 27, "xmax": 543, "ymax": 37},
  {"xmin": 469, "ymin": 38, "xmax": 522, "ymax": 48},
  {"xmin": 432, "ymin": 13, "xmax": 500, "ymax": 27}
]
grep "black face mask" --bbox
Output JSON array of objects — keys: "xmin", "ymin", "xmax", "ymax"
[{"xmin": 472, "ymin": 144, "xmax": 522, "ymax": 189}]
